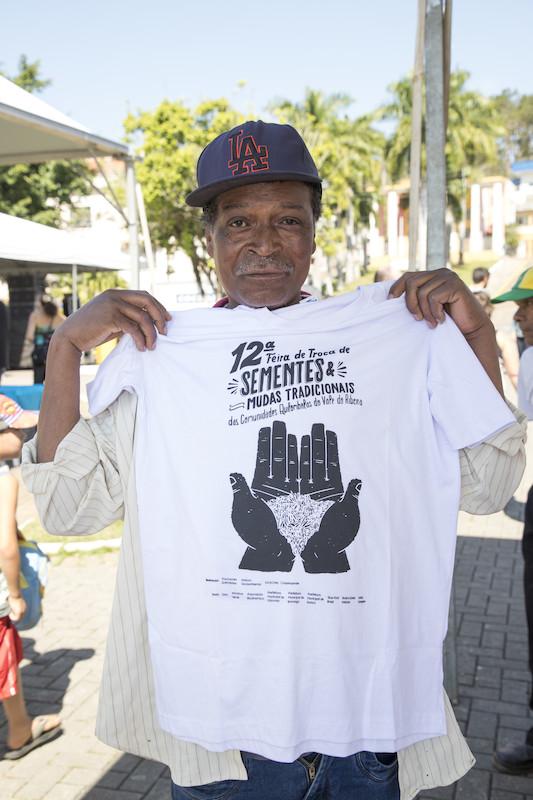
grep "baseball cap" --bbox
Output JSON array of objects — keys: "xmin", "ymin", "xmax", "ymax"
[
  {"xmin": 0, "ymin": 394, "xmax": 38, "ymax": 430},
  {"xmin": 186, "ymin": 120, "xmax": 321, "ymax": 207},
  {"xmin": 492, "ymin": 267, "xmax": 533, "ymax": 303}
]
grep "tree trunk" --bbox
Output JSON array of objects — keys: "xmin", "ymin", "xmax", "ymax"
[{"xmin": 190, "ymin": 254, "xmax": 205, "ymax": 297}]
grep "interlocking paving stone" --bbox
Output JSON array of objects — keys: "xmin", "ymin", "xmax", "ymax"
[
  {"xmin": 468, "ymin": 710, "xmax": 500, "ymax": 739},
  {"xmin": 419, "ymin": 784, "xmax": 456, "ymax": 799},
  {"xmin": 95, "ymin": 770, "xmax": 127, "ymax": 790},
  {"xmin": 119, "ymin": 761, "xmax": 167, "ymax": 793},
  {"xmin": 493, "ymin": 774, "xmax": 533, "ymax": 795},
  {"xmin": 82, "ymin": 791, "xmax": 143, "ymax": 800},
  {"xmin": 143, "ymin": 777, "xmax": 173, "ymax": 800},
  {"xmin": 455, "ymin": 767, "xmax": 491, "ymax": 799}
]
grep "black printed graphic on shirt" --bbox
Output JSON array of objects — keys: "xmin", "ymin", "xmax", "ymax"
[
  {"xmin": 230, "ymin": 421, "xmax": 362, "ymax": 574},
  {"xmin": 225, "ymin": 339, "xmax": 363, "ymax": 428}
]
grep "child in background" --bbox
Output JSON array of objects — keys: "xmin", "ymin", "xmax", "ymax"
[{"xmin": 0, "ymin": 396, "xmax": 61, "ymax": 758}]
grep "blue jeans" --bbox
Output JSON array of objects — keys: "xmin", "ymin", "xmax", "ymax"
[{"xmin": 171, "ymin": 751, "xmax": 400, "ymax": 799}]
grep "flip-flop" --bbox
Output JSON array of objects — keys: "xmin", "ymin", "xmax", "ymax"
[{"xmin": 4, "ymin": 716, "xmax": 62, "ymax": 760}]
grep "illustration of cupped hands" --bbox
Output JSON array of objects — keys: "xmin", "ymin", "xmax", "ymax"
[{"xmin": 230, "ymin": 421, "xmax": 362, "ymax": 573}]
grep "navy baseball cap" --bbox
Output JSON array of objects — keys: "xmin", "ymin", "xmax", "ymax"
[{"xmin": 186, "ymin": 120, "xmax": 321, "ymax": 207}]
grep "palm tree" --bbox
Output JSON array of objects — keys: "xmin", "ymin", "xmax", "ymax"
[
  {"xmin": 270, "ymin": 89, "xmax": 384, "ymax": 281},
  {"xmin": 380, "ymin": 70, "xmax": 504, "ymax": 263}
]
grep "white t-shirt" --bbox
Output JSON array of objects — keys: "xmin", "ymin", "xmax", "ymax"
[
  {"xmin": 88, "ymin": 284, "xmax": 514, "ymax": 762},
  {"xmin": 518, "ymin": 347, "xmax": 533, "ymax": 420}
]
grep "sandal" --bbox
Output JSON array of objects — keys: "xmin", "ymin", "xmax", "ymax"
[{"xmin": 4, "ymin": 716, "xmax": 62, "ymax": 760}]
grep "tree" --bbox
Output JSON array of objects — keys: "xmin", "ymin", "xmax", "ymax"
[
  {"xmin": 269, "ymin": 89, "xmax": 384, "ymax": 281},
  {"xmin": 493, "ymin": 90, "xmax": 533, "ymax": 164},
  {"xmin": 48, "ymin": 270, "xmax": 128, "ymax": 306},
  {"xmin": 380, "ymin": 70, "xmax": 504, "ymax": 263},
  {"xmin": 124, "ymin": 99, "xmax": 243, "ymax": 294},
  {"xmin": 0, "ymin": 55, "xmax": 90, "ymax": 226},
  {"xmin": 381, "ymin": 70, "xmax": 502, "ymax": 184}
]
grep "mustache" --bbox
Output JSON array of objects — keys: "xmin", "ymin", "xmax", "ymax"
[{"xmin": 235, "ymin": 256, "xmax": 293, "ymax": 276}]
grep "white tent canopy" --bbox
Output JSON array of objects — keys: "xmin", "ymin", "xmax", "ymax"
[
  {"xmin": 0, "ymin": 212, "xmax": 129, "ymax": 274},
  {"xmin": 0, "ymin": 76, "xmax": 140, "ymax": 289},
  {"xmin": 0, "ymin": 75, "xmax": 129, "ymax": 165}
]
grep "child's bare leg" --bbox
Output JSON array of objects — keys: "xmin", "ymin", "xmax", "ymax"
[{"xmin": 2, "ymin": 670, "xmax": 31, "ymax": 749}]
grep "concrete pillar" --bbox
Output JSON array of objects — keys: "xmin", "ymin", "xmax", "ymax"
[
  {"xmin": 492, "ymin": 182, "xmax": 505, "ymax": 255},
  {"xmin": 387, "ymin": 191, "xmax": 399, "ymax": 258},
  {"xmin": 469, "ymin": 184, "xmax": 483, "ymax": 252},
  {"xmin": 425, "ymin": 0, "xmax": 447, "ymax": 270}
]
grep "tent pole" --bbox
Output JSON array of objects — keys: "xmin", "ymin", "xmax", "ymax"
[
  {"xmin": 136, "ymin": 182, "xmax": 156, "ymax": 295},
  {"xmin": 126, "ymin": 156, "xmax": 140, "ymax": 290},
  {"xmin": 72, "ymin": 263, "xmax": 78, "ymax": 312}
]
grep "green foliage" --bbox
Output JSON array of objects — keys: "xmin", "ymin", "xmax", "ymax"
[
  {"xmin": 0, "ymin": 161, "xmax": 90, "ymax": 225},
  {"xmin": 7, "ymin": 54, "xmax": 51, "ymax": 93},
  {"xmin": 269, "ymin": 89, "xmax": 384, "ymax": 258},
  {"xmin": 125, "ymin": 99, "xmax": 243, "ymax": 291},
  {"xmin": 49, "ymin": 271, "xmax": 127, "ymax": 304},
  {"xmin": 381, "ymin": 70, "xmax": 503, "ymax": 181},
  {"xmin": 505, "ymin": 224, "xmax": 520, "ymax": 255},
  {"xmin": 380, "ymin": 70, "xmax": 504, "ymax": 224},
  {"xmin": 493, "ymin": 90, "xmax": 533, "ymax": 163},
  {"xmin": 0, "ymin": 56, "xmax": 91, "ymax": 227}
]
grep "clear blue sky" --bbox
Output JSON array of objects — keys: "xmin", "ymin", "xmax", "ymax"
[{"xmin": 3, "ymin": 0, "xmax": 532, "ymax": 142}]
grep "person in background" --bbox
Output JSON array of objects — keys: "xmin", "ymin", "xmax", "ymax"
[
  {"xmin": 492, "ymin": 268, "xmax": 533, "ymax": 774},
  {"xmin": 0, "ymin": 301, "xmax": 8, "ymax": 382},
  {"xmin": 470, "ymin": 267, "xmax": 491, "ymax": 296},
  {"xmin": 373, "ymin": 266, "xmax": 401, "ymax": 283},
  {"xmin": 23, "ymin": 296, "xmax": 65, "ymax": 385},
  {"xmin": 0, "ymin": 396, "xmax": 62, "ymax": 759},
  {"xmin": 475, "ymin": 291, "xmax": 519, "ymax": 392}
]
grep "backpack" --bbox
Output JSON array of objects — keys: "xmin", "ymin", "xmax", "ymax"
[
  {"xmin": 31, "ymin": 327, "xmax": 54, "ymax": 367},
  {"xmin": 15, "ymin": 539, "xmax": 49, "ymax": 631}
]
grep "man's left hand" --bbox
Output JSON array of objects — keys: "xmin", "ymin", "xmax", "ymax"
[{"xmin": 388, "ymin": 268, "xmax": 489, "ymax": 337}]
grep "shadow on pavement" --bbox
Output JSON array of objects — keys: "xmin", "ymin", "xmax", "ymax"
[
  {"xmin": 80, "ymin": 753, "xmax": 171, "ymax": 799},
  {"xmin": 0, "ymin": 638, "xmax": 94, "ymax": 757}
]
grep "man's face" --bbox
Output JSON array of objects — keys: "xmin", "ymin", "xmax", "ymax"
[
  {"xmin": 205, "ymin": 181, "xmax": 316, "ymax": 309},
  {"xmin": 514, "ymin": 298, "xmax": 533, "ymax": 345}
]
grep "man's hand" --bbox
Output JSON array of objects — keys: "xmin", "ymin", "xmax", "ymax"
[
  {"xmin": 8, "ymin": 595, "xmax": 26, "ymax": 623},
  {"xmin": 53, "ymin": 289, "xmax": 172, "ymax": 354},
  {"xmin": 388, "ymin": 268, "xmax": 489, "ymax": 337},
  {"xmin": 389, "ymin": 268, "xmax": 504, "ymax": 396}
]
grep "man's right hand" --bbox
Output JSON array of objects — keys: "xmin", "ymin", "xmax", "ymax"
[{"xmin": 54, "ymin": 289, "xmax": 172, "ymax": 353}]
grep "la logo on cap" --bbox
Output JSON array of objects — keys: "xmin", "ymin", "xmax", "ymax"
[{"xmin": 227, "ymin": 129, "xmax": 269, "ymax": 177}]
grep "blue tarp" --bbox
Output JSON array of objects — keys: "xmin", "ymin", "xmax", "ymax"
[{"xmin": 0, "ymin": 384, "xmax": 44, "ymax": 410}]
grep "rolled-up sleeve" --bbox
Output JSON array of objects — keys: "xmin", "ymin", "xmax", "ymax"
[
  {"xmin": 459, "ymin": 401, "xmax": 527, "ymax": 514},
  {"xmin": 21, "ymin": 403, "xmax": 124, "ymax": 535}
]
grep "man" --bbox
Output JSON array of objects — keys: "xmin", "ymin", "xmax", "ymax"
[
  {"xmin": 492, "ymin": 268, "xmax": 533, "ymax": 774},
  {"xmin": 23, "ymin": 122, "xmax": 526, "ymax": 799}
]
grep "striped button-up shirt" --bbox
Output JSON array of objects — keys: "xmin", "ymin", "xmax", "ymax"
[{"xmin": 21, "ymin": 391, "xmax": 527, "ymax": 798}]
